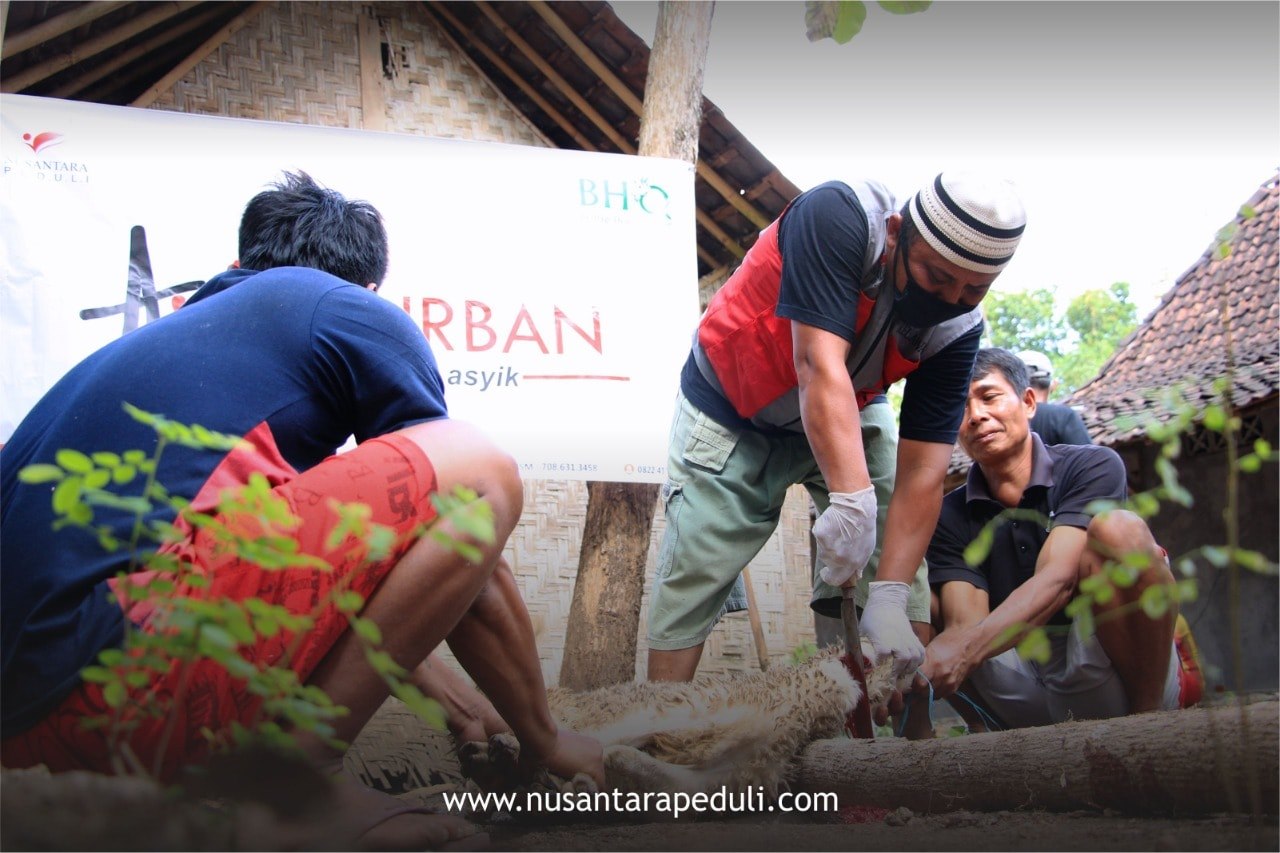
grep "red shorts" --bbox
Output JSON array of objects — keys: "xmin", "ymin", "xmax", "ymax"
[{"xmin": 1, "ymin": 427, "xmax": 437, "ymax": 781}]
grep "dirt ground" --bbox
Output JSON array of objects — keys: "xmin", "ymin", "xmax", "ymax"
[
  {"xmin": 486, "ymin": 811, "xmax": 1278, "ymax": 852},
  {"xmin": 2, "ymin": 763, "xmax": 1276, "ymax": 852},
  {"xmin": 4, "ymin": 695, "xmax": 1277, "ymax": 852}
]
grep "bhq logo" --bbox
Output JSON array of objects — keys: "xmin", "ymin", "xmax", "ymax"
[
  {"xmin": 578, "ymin": 177, "xmax": 671, "ymax": 221},
  {"xmin": 22, "ymin": 131, "xmax": 64, "ymax": 154}
]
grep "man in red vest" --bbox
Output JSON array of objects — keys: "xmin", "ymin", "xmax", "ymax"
[{"xmin": 646, "ymin": 173, "xmax": 1026, "ymax": 696}]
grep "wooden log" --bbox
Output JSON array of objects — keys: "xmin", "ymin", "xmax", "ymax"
[{"xmin": 798, "ymin": 699, "xmax": 1279, "ymax": 817}]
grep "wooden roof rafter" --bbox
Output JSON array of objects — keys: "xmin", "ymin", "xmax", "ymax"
[{"xmin": 1, "ymin": 1, "xmax": 802, "ymax": 276}]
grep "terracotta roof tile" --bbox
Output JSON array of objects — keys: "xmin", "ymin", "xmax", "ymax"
[
  {"xmin": 949, "ymin": 172, "xmax": 1278, "ymax": 474},
  {"xmin": 1067, "ymin": 173, "xmax": 1279, "ymax": 447}
]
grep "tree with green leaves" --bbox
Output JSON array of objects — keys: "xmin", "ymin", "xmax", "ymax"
[
  {"xmin": 982, "ymin": 287, "xmax": 1063, "ymax": 358},
  {"xmin": 1058, "ymin": 281, "xmax": 1138, "ymax": 394}
]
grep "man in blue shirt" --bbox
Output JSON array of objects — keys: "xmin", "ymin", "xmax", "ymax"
[{"xmin": 1, "ymin": 172, "xmax": 602, "ymax": 847}]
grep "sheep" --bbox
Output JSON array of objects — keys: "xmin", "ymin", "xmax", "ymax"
[{"xmin": 458, "ymin": 647, "xmax": 896, "ymax": 802}]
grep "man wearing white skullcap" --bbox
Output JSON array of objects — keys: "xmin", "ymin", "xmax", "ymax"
[{"xmin": 646, "ymin": 173, "xmax": 1027, "ymax": 708}]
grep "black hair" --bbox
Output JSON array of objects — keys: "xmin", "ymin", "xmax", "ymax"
[
  {"xmin": 237, "ymin": 171, "xmax": 389, "ymax": 286},
  {"xmin": 972, "ymin": 347, "xmax": 1030, "ymax": 396},
  {"xmin": 897, "ymin": 200, "xmax": 920, "ymax": 257}
]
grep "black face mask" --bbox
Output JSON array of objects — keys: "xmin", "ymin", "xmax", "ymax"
[{"xmin": 892, "ymin": 241, "xmax": 976, "ymax": 328}]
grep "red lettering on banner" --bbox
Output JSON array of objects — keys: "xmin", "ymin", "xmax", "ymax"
[
  {"xmin": 401, "ymin": 297, "xmax": 603, "ymax": 355},
  {"xmin": 504, "ymin": 305, "xmax": 549, "ymax": 354},
  {"xmin": 555, "ymin": 307, "xmax": 603, "ymax": 355},
  {"xmin": 466, "ymin": 300, "xmax": 496, "ymax": 351},
  {"xmin": 405, "ymin": 296, "xmax": 455, "ymax": 350}
]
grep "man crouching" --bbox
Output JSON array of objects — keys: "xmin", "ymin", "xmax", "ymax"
[{"xmin": 913, "ymin": 347, "xmax": 1201, "ymax": 732}]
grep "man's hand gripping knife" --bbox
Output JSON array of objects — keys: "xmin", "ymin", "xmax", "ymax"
[{"xmin": 860, "ymin": 580, "xmax": 925, "ymax": 681}]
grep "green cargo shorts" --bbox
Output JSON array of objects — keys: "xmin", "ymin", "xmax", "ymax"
[{"xmin": 646, "ymin": 391, "xmax": 929, "ymax": 652}]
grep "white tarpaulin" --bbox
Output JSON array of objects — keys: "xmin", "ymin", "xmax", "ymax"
[{"xmin": 1, "ymin": 95, "xmax": 700, "ymax": 483}]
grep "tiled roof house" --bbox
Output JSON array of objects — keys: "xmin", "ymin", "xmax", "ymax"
[
  {"xmin": 1069, "ymin": 173, "xmax": 1279, "ymax": 446},
  {"xmin": 1070, "ymin": 173, "xmax": 1279, "ymax": 693}
]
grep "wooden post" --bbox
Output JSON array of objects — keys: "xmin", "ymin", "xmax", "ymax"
[
  {"xmin": 559, "ymin": 1, "xmax": 715, "ymax": 691},
  {"xmin": 357, "ymin": 7, "xmax": 386, "ymax": 132},
  {"xmin": 741, "ymin": 567, "xmax": 770, "ymax": 670}
]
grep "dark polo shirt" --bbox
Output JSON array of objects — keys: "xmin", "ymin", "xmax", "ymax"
[
  {"xmin": 927, "ymin": 434, "xmax": 1127, "ymax": 623},
  {"xmin": 1030, "ymin": 401, "xmax": 1092, "ymax": 446}
]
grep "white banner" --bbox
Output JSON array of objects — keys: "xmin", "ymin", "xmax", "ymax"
[{"xmin": 1, "ymin": 95, "xmax": 699, "ymax": 482}]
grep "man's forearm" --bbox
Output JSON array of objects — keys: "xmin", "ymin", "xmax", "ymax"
[
  {"xmin": 970, "ymin": 569, "xmax": 1076, "ymax": 660},
  {"xmin": 876, "ymin": 468, "xmax": 942, "ymax": 587},
  {"xmin": 799, "ymin": 371, "xmax": 870, "ymax": 494},
  {"xmin": 971, "ymin": 527, "xmax": 1086, "ymax": 658},
  {"xmin": 444, "ymin": 559, "xmax": 558, "ymax": 759}
]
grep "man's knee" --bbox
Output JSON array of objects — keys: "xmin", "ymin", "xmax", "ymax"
[
  {"xmin": 396, "ymin": 419, "xmax": 523, "ymax": 540},
  {"xmin": 1082, "ymin": 510, "xmax": 1173, "ymax": 586}
]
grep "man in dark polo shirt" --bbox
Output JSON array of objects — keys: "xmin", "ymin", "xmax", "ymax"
[{"xmin": 915, "ymin": 348, "xmax": 1201, "ymax": 730}]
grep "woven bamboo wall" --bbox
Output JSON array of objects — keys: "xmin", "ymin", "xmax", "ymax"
[{"xmin": 144, "ymin": 0, "xmax": 819, "ymax": 685}]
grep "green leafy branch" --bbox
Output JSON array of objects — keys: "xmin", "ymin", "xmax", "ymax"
[{"xmin": 804, "ymin": 1, "xmax": 931, "ymax": 44}]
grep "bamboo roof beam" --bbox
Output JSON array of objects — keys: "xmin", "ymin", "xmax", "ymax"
[
  {"xmin": 472, "ymin": 1, "xmax": 743, "ymax": 259},
  {"xmin": 530, "ymin": 0, "xmax": 771, "ymax": 231},
  {"xmin": 427, "ymin": 2, "xmax": 596, "ymax": 151},
  {"xmin": 1, "ymin": 1, "xmax": 198, "ymax": 93},
  {"xmin": 2, "ymin": 0, "xmax": 128, "ymax": 59},
  {"xmin": 0, "ymin": 1, "xmax": 9, "ymax": 57},
  {"xmin": 46, "ymin": 4, "xmax": 226, "ymax": 99},
  {"xmin": 131, "ymin": 1, "xmax": 267, "ymax": 109}
]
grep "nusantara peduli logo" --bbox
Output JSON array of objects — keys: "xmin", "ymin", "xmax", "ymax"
[
  {"xmin": 5, "ymin": 129, "xmax": 89, "ymax": 183},
  {"xmin": 22, "ymin": 131, "xmax": 63, "ymax": 154}
]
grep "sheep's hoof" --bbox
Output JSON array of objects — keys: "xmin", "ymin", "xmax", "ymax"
[
  {"xmin": 561, "ymin": 772, "xmax": 599, "ymax": 795},
  {"xmin": 457, "ymin": 732, "xmax": 522, "ymax": 791}
]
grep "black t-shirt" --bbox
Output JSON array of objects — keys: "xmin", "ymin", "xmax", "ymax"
[
  {"xmin": 927, "ymin": 435, "xmax": 1127, "ymax": 620},
  {"xmin": 1030, "ymin": 402, "xmax": 1092, "ymax": 446}
]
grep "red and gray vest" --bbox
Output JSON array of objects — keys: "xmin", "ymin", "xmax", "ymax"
[{"xmin": 691, "ymin": 180, "xmax": 983, "ymax": 433}]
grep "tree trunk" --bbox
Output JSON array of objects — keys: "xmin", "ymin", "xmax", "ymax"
[
  {"xmin": 798, "ymin": 699, "xmax": 1279, "ymax": 817},
  {"xmin": 559, "ymin": 1, "xmax": 715, "ymax": 692}
]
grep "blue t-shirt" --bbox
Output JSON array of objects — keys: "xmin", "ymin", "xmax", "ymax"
[{"xmin": 0, "ymin": 266, "xmax": 448, "ymax": 733}]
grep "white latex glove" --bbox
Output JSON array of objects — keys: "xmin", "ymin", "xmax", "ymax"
[
  {"xmin": 814, "ymin": 487, "xmax": 877, "ymax": 587},
  {"xmin": 860, "ymin": 580, "xmax": 925, "ymax": 680}
]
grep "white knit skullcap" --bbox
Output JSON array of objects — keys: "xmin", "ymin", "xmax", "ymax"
[{"xmin": 908, "ymin": 173, "xmax": 1026, "ymax": 273}]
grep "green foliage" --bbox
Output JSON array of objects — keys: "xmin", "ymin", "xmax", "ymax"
[
  {"xmin": 804, "ymin": 0, "xmax": 930, "ymax": 44},
  {"xmin": 1056, "ymin": 283, "xmax": 1139, "ymax": 394},
  {"xmin": 982, "ymin": 287, "xmax": 1062, "ymax": 357},
  {"xmin": 790, "ymin": 640, "xmax": 820, "ymax": 665},
  {"xmin": 981, "ymin": 282, "xmax": 1138, "ymax": 396},
  {"xmin": 22, "ymin": 404, "xmax": 494, "ymax": 779},
  {"xmin": 1065, "ymin": 281, "xmax": 1138, "ymax": 345}
]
